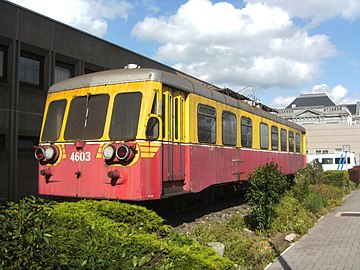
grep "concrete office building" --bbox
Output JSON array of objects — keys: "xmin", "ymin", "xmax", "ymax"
[
  {"xmin": 0, "ymin": 0, "xmax": 186, "ymax": 201},
  {"xmin": 278, "ymin": 93, "xmax": 360, "ymax": 163}
]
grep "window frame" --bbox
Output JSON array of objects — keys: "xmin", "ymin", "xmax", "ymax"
[
  {"xmin": 280, "ymin": 128, "xmax": 287, "ymax": 151},
  {"xmin": 260, "ymin": 122, "xmax": 269, "ymax": 149},
  {"xmin": 296, "ymin": 133, "xmax": 301, "ymax": 153},
  {"xmin": 0, "ymin": 44, "xmax": 7, "ymax": 82},
  {"xmin": 222, "ymin": 111, "xmax": 237, "ymax": 146},
  {"xmin": 241, "ymin": 117, "xmax": 252, "ymax": 148},
  {"xmin": 54, "ymin": 61, "xmax": 74, "ymax": 83},
  {"xmin": 197, "ymin": 104, "xmax": 216, "ymax": 144},
  {"xmin": 271, "ymin": 126, "xmax": 279, "ymax": 150},
  {"xmin": 289, "ymin": 131, "xmax": 295, "ymax": 152},
  {"xmin": 19, "ymin": 51, "xmax": 43, "ymax": 88}
]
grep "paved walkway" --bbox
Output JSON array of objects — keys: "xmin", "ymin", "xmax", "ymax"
[{"xmin": 266, "ymin": 189, "xmax": 360, "ymax": 270}]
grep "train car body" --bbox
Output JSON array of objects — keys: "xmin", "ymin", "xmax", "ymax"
[{"xmin": 35, "ymin": 68, "xmax": 306, "ymax": 200}]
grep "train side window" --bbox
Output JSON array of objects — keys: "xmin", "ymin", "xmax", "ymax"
[
  {"xmin": 198, "ymin": 105, "xmax": 216, "ymax": 144},
  {"xmin": 222, "ymin": 111, "xmax": 236, "ymax": 146},
  {"xmin": 289, "ymin": 131, "xmax": 294, "ymax": 152},
  {"xmin": 175, "ymin": 98, "xmax": 179, "ymax": 140},
  {"xmin": 162, "ymin": 94, "xmax": 166, "ymax": 139},
  {"xmin": 271, "ymin": 126, "xmax": 278, "ymax": 150},
  {"xmin": 41, "ymin": 99, "xmax": 67, "ymax": 142},
  {"xmin": 260, "ymin": 122, "xmax": 269, "ymax": 149},
  {"xmin": 151, "ymin": 93, "xmax": 157, "ymax": 114},
  {"xmin": 241, "ymin": 117, "xmax": 252, "ymax": 147},
  {"xmin": 280, "ymin": 129, "xmax": 287, "ymax": 151},
  {"xmin": 296, "ymin": 133, "xmax": 301, "ymax": 153}
]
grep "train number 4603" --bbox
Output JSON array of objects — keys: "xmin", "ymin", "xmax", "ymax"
[{"xmin": 70, "ymin": 152, "xmax": 91, "ymax": 162}]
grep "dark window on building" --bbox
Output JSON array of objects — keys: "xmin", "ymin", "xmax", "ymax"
[
  {"xmin": 289, "ymin": 131, "xmax": 294, "ymax": 152},
  {"xmin": 41, "ymin": 100, "xmax": 67, "ymax": 142},
  {"xmin": 109, "ymin": 92, "xmax": 142, "ymax": 140},
  {"xmin": 222, "ymin": 111, "xmax": 236, "ymax": 146},
  {"xmin": 0, "ymin": 134, "xmax": 5, "ymax": 151},
  {"xmin": 296, "ymin": 133, "xmax": 301, "ymax": 153},
  {"xmin": 198, "ymin": 105, "xmax": 216, "ymax": 144},
  {"xmin": 241, "ymin": 117, "xmax": 252, "ymax": 147},
  {"xmin": 18, "ymin": 136, "xmax": 38, "ymax": 151},
  {"xmin": 260, "ymin": 122, "xmax": 269, "ymax": 149},
  {"xmin": 54, "ymin": 61, "xmax": 73, "ymax": 83},
  {"xmin": 0, "ymin": 45, "xmax": 6, "ymax": 82},
  {"xmin": 271, "ymin": 126, "xmax": 279, "ymax": 150},
  {"xmin": 20, "ymin": 52, "xmax": 43, "ymax": 87},
  {"xmin": 65, "ymin": 94, "xmax": 109, "ymax": 140},
  {"xmin": 280, "ymin": 129, "xmax": 287, "ymax": 151}
]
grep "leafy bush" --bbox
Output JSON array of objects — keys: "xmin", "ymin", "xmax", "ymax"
[
  {"xmin": 246, "ymin": 163, "xmax": 289, "ymax": 231},
  {"xmin": 323, "ymin": 170, "xmax": 350, "ymax": 189},
  {"xmin": 190, "ymin": 214, "xmax": 275, "ymax": 270},
  {"xmin": 0, "ymin": 198, "xmax": 235, "ymax": 270},
  {"xmin": 270, "ymin": 193, "xmax": 317, "ymax": 235}
]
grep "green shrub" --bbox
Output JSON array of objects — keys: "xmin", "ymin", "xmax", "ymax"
[
  {"xmin": 303, "ymin": 192, "xmax": 329, "ymax": 214},
  {"xmin": 190, "ymin": 215, "xmax": 275, "ymax": 270},
  {"xmin": 271, "ymin": 193, "xmax": 317, "ymax": 235},
  {"xmin": 0, "ymin": 198, "xmax": 235, "ymax": 270},
  {"xmin": 246, "ymin": 163, "xmax": 289, "ymax": 231},
  {"xmin": 323, "ymin": 170, "xmax": 350, "ymax": 189}
]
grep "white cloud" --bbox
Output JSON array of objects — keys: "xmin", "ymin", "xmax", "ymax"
[
  {"xmin": 132, "ymin": 0, "xmax": 337, "ymax": 90},
  {"xmin": 8, "ymin": 0, "xmax": 133, "ymax": 37},
  {"xmin": 245, "ymin": 0, "xmax": 360, "ymax": 26},
  {"xmin": 270, "ymin": 96, "xmax": 297, "ymax": 108},
  {"xmin": 304, "ymin": 84, "xmax": 356, "ymax": 104}
]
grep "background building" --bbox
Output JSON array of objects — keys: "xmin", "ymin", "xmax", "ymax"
[
  {"xmin": 278, "ymin": 93, "xmax": 360, "ymax": 162},
  {"xmin": 0, "ymin": 0, "xmax": 191, "ymax": 201}
]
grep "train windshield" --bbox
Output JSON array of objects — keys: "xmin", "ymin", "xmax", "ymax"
[
  {"xmin": 109, "ymin": 92, "xmax": 142, "ymax": 140},
  {"xmin": 64, "ymin": 94, "xmax": 109, "ymax": 140},
  {"xmin": 41, "ymin": 99, "xmax": 67, "ymax": 142}
]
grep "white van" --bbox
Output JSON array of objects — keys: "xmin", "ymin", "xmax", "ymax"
[{"xmin": 307, "ymin": 153, "xmax": 357, "ymax": 171}]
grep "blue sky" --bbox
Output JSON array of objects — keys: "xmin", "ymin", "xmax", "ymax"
[{"xmin": 9, "ymin": 0, "xmax": 360, "ymax": 108}]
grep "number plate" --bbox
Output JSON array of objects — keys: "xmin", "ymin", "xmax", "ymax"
[{"xmin": 70, "ymin": 152, "xmax": 91, "ymax": 162}]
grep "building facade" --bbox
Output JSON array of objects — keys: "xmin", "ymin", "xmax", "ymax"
[
  {"xmin": 0, "ymin": 0, "xmax": 183, "ymax": 201},
  {"xmin": 278, "ymin": 93, "xmax": 360, "ymax": 163}
]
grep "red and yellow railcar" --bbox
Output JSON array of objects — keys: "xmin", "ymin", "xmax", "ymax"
[{"xmin": 35, "ymin": 67, "xmax": 306, "ymax": 200}]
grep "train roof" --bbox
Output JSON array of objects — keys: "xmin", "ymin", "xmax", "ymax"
[{"xmin": 49, "ymin": 68, "xmax": 305, "ymax": 132}]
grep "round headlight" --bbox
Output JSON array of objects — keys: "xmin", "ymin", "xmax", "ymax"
[
  {"xmin": 103, "ymin": 145, "xmax": 116, "ymax": 160},
  {"xmin": 44, "ymin": 146, "xmax": 56, "ymax": 160},
  {"xmin": 116, "ymin": 144, "xmax": 130, "ymax": 161},
  {"xmin": 34, "ymin": 147, "xmax": 45, "ymax": 160}
]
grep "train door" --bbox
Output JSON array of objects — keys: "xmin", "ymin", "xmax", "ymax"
[{"xmin": 162, "ymin": 86, "xmax": 185, "ymax": 185}]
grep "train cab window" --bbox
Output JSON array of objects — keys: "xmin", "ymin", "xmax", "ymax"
[
  {"xmin": 241, "ymin": 117, "xmax": 252, "ymax": 147},
  {"xmin": 175, "ymin": 98, "xmax": 179, "ymax": 140},
  {"xmin": 65, "ymin": 94, "xmax": 109, "ymax": 140},
  {"xmin": 289, "ymin": 131, "xmax": 294, "ymax": 152},
  {"xmin": 20, "ymin": 51, "xmax": 43, "ymax": 87},
  {"xmin": 41, "ymin": 100, "xmax": 67, "ymax": 142},
  {"xmin": 271, "ymin": 126, "xmax": 278, "ymax": 150},
  {"xmin": 162, "ymin": 94, "xmax": 166, "ymax": 138},
  {"xmin": 109, "ymin": 92, "xmax": 142, "ymax": 140},
  {"xmin": 280, "ymin": 129, "xmax": 287, "ymax": 151},
  {"xmin": 296, "ymin": 133, "xmax": 301, "ymax": 153},
  {"xmin": 260, "ymin": 123, "xmax": 269, "ymax": 149},
  {"xmin": 198, "ymin": 105, "xmax": 216, "ymax": 143},
  {"xmin": 222, "ymin": 111, "xmax": 236, "ymax": 146}
]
